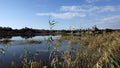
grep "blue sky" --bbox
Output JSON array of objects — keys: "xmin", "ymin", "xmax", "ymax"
[{"xmin": 0, "ymin": 0, "xmax": 120, "ymax": 29}]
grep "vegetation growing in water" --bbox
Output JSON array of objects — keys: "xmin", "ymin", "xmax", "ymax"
[{"xmin": 0, "ymin": 19, "xmax": 120, "ymax": 68}]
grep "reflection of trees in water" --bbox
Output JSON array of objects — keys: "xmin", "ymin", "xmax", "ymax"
[
  {"xmin": 0, "ymin": 34, "xmax": 57, "ymax": 40},
  {"xmin": 0, "ymin": 36, "xmax": 12, "ymax": 44},
  {"xmin": 0, "ymin": 40, "xmax": 12, "ymax": 44},
  {"xmin": 20, "ymin": 35, "xmax": 35, "ymax": 39},
  {"xmin": 0, "ymin": 48, "xmax": 5, "ymax": 55},
  {"xmin": 0, "ymin": 44, "xmax": 10, "ymax": 55},
  {"xmin": 0, "ymin": 36, "xmax": 12, "ymax": 39},
  {"xmin": 0, "ymin": 44, "xmax": 10, "ymax": 66},
  {"xmin": 0, "ymin": 35, "xmax": 35, "ymax": 40}
]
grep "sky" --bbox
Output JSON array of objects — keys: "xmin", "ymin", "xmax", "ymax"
[{"xmin": 0, "ymin": 0, "xmax": 120, "ymax": 30}]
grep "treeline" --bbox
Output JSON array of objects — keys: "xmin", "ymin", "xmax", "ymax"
[
  {"xmin": 0, "ymin": 27, "xmax": 79, "ymax": 36},
  {"xmin": 0, "ymin": 26, "xmax": 119, "ymax": 37}
]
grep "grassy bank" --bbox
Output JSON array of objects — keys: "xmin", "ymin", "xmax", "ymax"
[
  {"xmin": 59, "ymin": 31, "xmax": 120, "ymax": 68},
  {"xmin": 9, "ymin": 31, "xmax": 120, "ymax": 68}
]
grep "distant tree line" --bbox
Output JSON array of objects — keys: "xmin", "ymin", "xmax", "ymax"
[{"xmin": 0, "ymin": 26, "xmax": 119, "ymax": 38}]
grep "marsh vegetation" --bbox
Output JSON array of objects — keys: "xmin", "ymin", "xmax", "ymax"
[
  {"xmin": 0, "ymin": 30, "xmax": 120, "ymax": 68},
  {"xmin": 0, "ymin": 19, "xmax": 120, "ymax": 68}
]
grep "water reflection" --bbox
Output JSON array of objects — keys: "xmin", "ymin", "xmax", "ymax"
[
  {"xmin": 0, "ymin": 35, "xmax": 34, "ymax": 40},
  {"xmin": 0, "ymin": 35, "xmax": 80, "ymax": 68},
  {"xmin": 0, "ymin": 36, "xmax": 12, "ymax": 40}
]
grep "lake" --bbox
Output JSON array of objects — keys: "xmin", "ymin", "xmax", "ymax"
[{"xmin": 0, "ymin": 35, "xmax": 80, "ymax": 68}]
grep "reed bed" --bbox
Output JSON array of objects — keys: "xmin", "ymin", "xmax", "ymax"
[
  {"xmin": 58, "ymin": 31, "xmax": 120, "ymax": 68},
  {"xmin": 10, "ymin": 18, "xmax": 120, "ymax": 68},
  {"xmin": 6, "ymin": 31, "xmax": 120, "ymax": 68}
]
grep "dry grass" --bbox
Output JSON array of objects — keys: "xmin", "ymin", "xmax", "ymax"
[
  {"xmin": 10, "ymin": 31, "xmax": 120, "ymax": 68},
  {"xmin": 60, "ymin": 31, "xmax": 120, "ymax": 68}
]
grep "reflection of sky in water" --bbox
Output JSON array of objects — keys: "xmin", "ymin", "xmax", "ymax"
[
  {"xmin": 11, "ymin": 35, "xmax": 61, "ymax": 40},
  {"xmin": 0, "ymin": 36, "xmax": 80, "ymax": 68}
]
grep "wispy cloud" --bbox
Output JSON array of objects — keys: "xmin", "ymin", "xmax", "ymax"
[
  {"xmin": 36, "ymin": 12, "xmax": 86, "ymax": 19},
  {"xmin": 99, "ymin": 6, "xmax": 120, "ymax": 12},
  {"xmin": 60, "ymin": 5, "xmax": 87, "ymax": 12},
  {"xmin": 97, "ymin": 15, "xmax": 120, "ymax": 28},
  {"xmin": 86, "ymin": 0, "xmax": 99, "ymax": 3},
  {"xmin": 60, "ymin": 5, "xmax": 120, "ymax": 13},
  {"xmin": 86, "ymin": 0, "xmax": 111, "ymax": 3},
  {"xmin": 36, "ymin": 5, "xmax": 120, "ymax": 19},
  {"xmin": 100, "ymin": 15, "xmax": 120, "ymax": 24}
]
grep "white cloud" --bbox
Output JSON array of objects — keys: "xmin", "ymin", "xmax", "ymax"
[
  {"xmin": 99, "ymin": 6, "xmax": 120, "ymax": 12},
  {"xmin": 97, "ymin": 15, "xmax": 120, "ymax": 28},
  {"xmin": 36, "ymin": 5, "xmax": 120, "ymax": 19},
  {"xmin": 100, "ymin": 15, "xmax": 120, "ymax": 24},
  {"xmin": 60, "ymin": 5, "xmax": 120, "ymax": 13},
  {"xmin": 60, "ymin": 5, "xmax": 87, "ymax": 12},
  {"xmin": 36, "ymin": 12, "xmax": 86, "ymax": 19},
  {"xmin": 86, "ymin": 0, "xmax": 111, "ymax": 3},
  {"xmin": 86, "ymin": 0, "xmax": 99, "ymax": 3}
]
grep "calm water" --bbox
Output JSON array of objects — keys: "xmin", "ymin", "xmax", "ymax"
[{"xmin": 0, "ymin": 36, "xmax": 80, "ymax": 68}]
